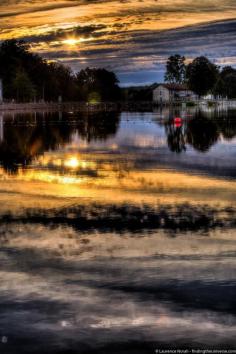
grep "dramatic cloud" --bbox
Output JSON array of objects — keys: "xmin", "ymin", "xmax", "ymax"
[{"xmin": 1, "ymin": 0, "xmax": 236, "ymax": 84}]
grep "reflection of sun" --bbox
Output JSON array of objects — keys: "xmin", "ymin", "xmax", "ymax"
[{"xmin": 64, "ymin": 157, "xmax": 79, "ymax": 169}]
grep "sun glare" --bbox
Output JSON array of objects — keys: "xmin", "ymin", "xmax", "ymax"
[
  {"xmin": 64, "ymin": 157, "xmax": 80, "ymax": 169},
  {"xmin": 63, "ymin": 38, "xmax": 80, "ymax": 46},
  {"xmin": 62, "ymin": 37, "xmax": 95, "ymax": 46}
]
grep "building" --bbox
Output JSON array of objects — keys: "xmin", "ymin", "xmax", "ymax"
[{"xmin": 153, "ymin": 83, "xmax": 196, "ymax": 104}]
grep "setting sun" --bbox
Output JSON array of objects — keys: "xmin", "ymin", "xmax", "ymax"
[{"xmin": 63, "ymin": 38, "xmax": 80, "ymax": 46}]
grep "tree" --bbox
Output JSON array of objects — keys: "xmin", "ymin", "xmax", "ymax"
[
  {"xmin": 186, "ymin": 57, "xmax": 219, "ymax": 97},
  {"xmin": 13, "ymin": 69, "xmax": 35, "ymax": 102},
  {"xmin": 0, "ymin": 40, "xmax": 78, "ymax": 101},
  {"xmin": 0, "ymin": 40, "xmax": 123, "ymax": 103},
  {"xmin": 76, "ymin": 67, "xmax": 121, "ymax": 102},
  {"xmin": 214, "ymin": 66, "xmax": 236, "ymax": 99},
  {"xmin": 164, "ymin": 54, "xmax": 186, "ymax": 84},
  {"xmin": 213, "ymin": 76, "xmax": 226, "ymax": 98},
  {"xmin": 221, "ymin": 66, "xmax": 236, "ymax": 78}
]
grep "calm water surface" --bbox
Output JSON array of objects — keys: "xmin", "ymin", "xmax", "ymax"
[{"xmin": 0, "ymin": 107, "xmax": 235, "ymax": 353}]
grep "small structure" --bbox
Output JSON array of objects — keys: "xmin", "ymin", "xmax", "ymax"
[
  {"xmin": 153, "ymin": 83, "xmax": 196, "ymax": 104},
  {"xmin": 0, "ymin": 114, "xmax": 3, "ymax": 142},
  {"xmin": 0, "ymin": 79, "xmax": 3, "ymax": 103}
]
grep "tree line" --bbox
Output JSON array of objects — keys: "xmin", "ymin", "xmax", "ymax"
[
  {"xmin": 1, "ymin": 39, "xmax": 236, "ymax": 102},
  {"xmin": 164, "ymin": 54, "xmax": 236, "ymax": 98},
  {"xmin": 0, "ymin": 40, "xmax": 121, "ymax": 102}
]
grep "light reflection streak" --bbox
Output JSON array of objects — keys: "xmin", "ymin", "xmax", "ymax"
[
  {"xmin": 0, "ymin": 111, "xmax": 235, "ymax": 350},
  {"xmin": 64, "ymin": 156, "xmax": 80, "ymax": 169},
  {"xmin": 0, "ymin": 223, "xmax": 236, "ymax": 349}
]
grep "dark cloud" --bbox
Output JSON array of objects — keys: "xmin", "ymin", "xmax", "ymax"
[
  {"xmin": 22, "ymin": 24, "xmax": 107, "ymax": 43},
  {"xmin": 33, "ymin": 19, "xmax": 236, "ymax": 85},
  {"xmin": 1, "ymin": 0, "xmax": 236, "ymax": 84}
]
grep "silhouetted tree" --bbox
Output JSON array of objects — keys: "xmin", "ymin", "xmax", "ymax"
[
  {"xmin": 13, "ymin": 69, "xmax": 35, "ymax": 102},
  {"xmin": 76, "ymin": 67, "xmax": 121, "ymax": 102},
  {"xmin": 214, "ymin": 66, "xmax": 236, "ymax": 99},
  {"xmin": 186, "ymin": 57, "xmax": 219, "ymax": 97},
  {"xmin": 0, "ymin": 40, "xmax": 79, "ymax": 101},
  {"xmin": 164, "ymin": 54, "xmax": 186, "ymax": 84},
  {"xmin": 0, "ymin": 40, "xmax": 121, "ymax": 103},
  {"xmin": 122, "ymin": 85, "xmax": 155, "ymax": 102}
]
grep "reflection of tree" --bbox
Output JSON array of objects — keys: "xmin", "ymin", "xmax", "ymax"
[
  {"xmin": 186, "ymin": 114, "xmax": 219, "ymax": 152},
  {"xmin": 219, "ymin": 120, "xmax": 236, "ymax": 140},
  {"xmin": 0, "ymin": 114, "xmax": 73, "ymax": 173},
  {"xmin": 164, "ymin": 111, "xmax": 225, "ymax": 153},
  {"xmin": 0, "ymin": 111, "xmax": 120, "ymax": 173},
  {"xmin": 215, "ymin": 112, "xmax": 236, "ymax": 140},
  {"xmin": 165, "ymin": 123, "xmax": 186, "ymax": 153},
  {"xmin": 76, "ymin": 112, "xmax": 120, "ymax": 142}
]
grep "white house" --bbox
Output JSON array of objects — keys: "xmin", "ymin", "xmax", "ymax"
[{"xmin": 153, "ymin": 83, "xmax": 196, "ymax": 104}]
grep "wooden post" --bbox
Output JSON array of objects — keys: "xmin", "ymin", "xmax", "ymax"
[
  {"xmin": 0, "ymin": 113, "xmax": 3, "ymax": 142},
  {"xmin": 0, "ymin": 79, "xmax": 3, "ymax": 103}
]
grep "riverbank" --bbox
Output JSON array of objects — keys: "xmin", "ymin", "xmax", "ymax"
[
  {"xmin": 1, "ymin": 99, "xmax": 236, "ymax": 113},
  {"xmin": 0, "ymin": 101, "xmax": 156, "ymax": 113}
]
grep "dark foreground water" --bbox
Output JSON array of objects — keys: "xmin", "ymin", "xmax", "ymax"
[{"xmin": 0, "ymin": 107, "xmax": 235, "ymax": 353}]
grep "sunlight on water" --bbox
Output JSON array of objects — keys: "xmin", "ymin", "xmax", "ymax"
[{"xmin": 0, "ymin": 107, "xmax": 235, "ymax": 353}]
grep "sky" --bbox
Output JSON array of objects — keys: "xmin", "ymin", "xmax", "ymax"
[{"xmin": 1, "ymin": 0, "xmax": 236, "ymax": 85}]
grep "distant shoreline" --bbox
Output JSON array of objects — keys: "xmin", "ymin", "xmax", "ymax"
[
  {"xmin": 0, "ymin": 101, "xmax": 156, "ymax": 113},
  {"xmin": 0, "ymin": 99, "xmax": 236, "ymax": 113}
]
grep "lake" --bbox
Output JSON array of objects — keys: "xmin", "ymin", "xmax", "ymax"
[{"xmin": 0, "ymin": 106, "xmax": 235, "ymax": 353}]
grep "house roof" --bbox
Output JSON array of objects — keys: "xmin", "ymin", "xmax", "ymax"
[{"xmin": 157, "ymin": 83, "xmax": 189, "ymax": 91}]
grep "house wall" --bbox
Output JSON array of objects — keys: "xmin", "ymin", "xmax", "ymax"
[
  {"xmin": 153, "ymin": 85, "xmax": 198, "ymax": 104},
  {"xmin": 153, "ymin": 86, "xmax": 170, "ymax": 103},
  {"xmin": 176, "ymin": 90, "xmax": 196, "ymax": 99}
]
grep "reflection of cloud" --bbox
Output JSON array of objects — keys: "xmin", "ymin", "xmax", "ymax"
[{"xmin": 0, "ymin": 222, "xmax": 236, "ymax": 352}]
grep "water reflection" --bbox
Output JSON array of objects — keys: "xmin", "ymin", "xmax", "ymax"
[
  {"xmin": 0, "ymin": 107, "xmax": 235, "ymax": 353},
  {"xmin": 0, "ymin": 111, "xmax": 120, "ymax": 172},
  {"xmin": 164, "ymin": 110, "xmax": 236, "ymax": 153},
  {"xmin": 165, "ymin": 123, "xmax": 187, "ymax": 153},
  {"xmin": 0, "ymin": 108, "xmax": 236, "ymax": 174},
  {"xmin": 186, "ymin": 114, "xmax": 219, "ymax": 152}
]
